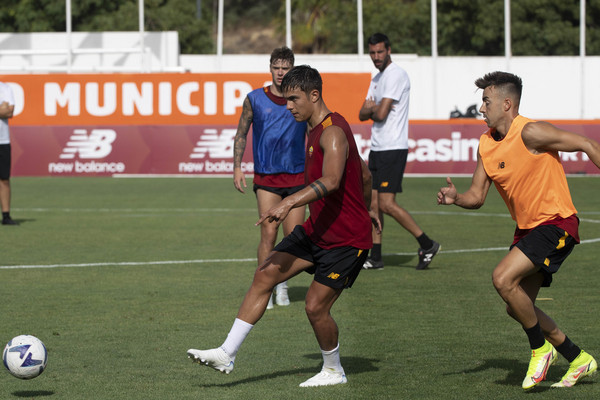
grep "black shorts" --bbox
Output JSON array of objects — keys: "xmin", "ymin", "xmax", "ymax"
[
  {"xmin": 511, "ymin": 224, "xmax": 578, "ymax": 287},
  {"xmin": 0, "ymin": 144, "xmax": 11, "ymax": 180},
  {"xmin": 368, "ymin": 149, "xmax": 408, "ymax": 193},
  {"xmin": 253, "ymin": 183, "xmax": 304, "ymax": 198},
  {"xmin": 274, "ymin": 225, "xmax": 369, "ymax": 289}
]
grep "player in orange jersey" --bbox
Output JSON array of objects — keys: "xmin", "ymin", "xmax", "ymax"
[{"xmin": 437, "ymin": 71, "xmax": 600, "ymax": 390}]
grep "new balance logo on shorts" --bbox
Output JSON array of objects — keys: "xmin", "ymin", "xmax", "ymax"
[
  {"xmin": 327, "ymin": 272, "xmax": 340, "ymax": 280},
  {"xmin": 59, "ymin": 129, "xmax": 117, "ymax": 159}
]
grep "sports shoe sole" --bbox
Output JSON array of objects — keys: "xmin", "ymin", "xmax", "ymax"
[{"xmin": 187, "ymin": 349, "xmax": 234, "ymax": 374}]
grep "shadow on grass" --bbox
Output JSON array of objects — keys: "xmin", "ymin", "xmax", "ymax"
[
  {"xmin": 5, "ymin": 218, "xmax": 35, "ymax": 226},
  {"xmin": 12, "ymin": 391, "xmax": 54, "ymax": 398},
  {"xmin": 287, "ymin": 286, "xmax": 308, "ymax": 304},
  {"xmin": 381, "ymin": 254, "xmax": 415, "ymax": 269},
  {"xmin": 195, "ymin": 355, "xmax": 378, "ymax": 388},
  {"xmin": 451, "ymin": 358, "xmax": 593, "ymax": 392}
]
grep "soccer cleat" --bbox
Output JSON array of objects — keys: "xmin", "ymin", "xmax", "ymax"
[
  {"xmin": 551, "ymin": 351, "xmax": 597, "ymax": 388},
  {"xmin": 522, "ymin": 341, "xmax": 558, "ymax": 390},
  {"xmin": 275, "ymin": 282, "xmax": 290, "ymax": 306},
  {"xmin": 362, "ymin": 257, "xmax": 384, "ymax": 270},
  {"xmin": 299, "ymin": 368, "xmax": 348, "ymax": 387},
  {"xmin": 187, "ymin": 347, "xmax": 234, "ymax": 374},
  {"xmin": 2, "ymin": 216, "xmax": 18, "ymax": 225},
  {"xmin": 416, "ymin": 241, "xmax": 440, "ymax": 270},
  {"xmin": 266, "ymin": 293, "xmax": 274, "ymax": 310}
]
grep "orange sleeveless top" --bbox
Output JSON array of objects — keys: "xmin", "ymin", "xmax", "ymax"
[{"xmin": 479, "ymin": 115, "xmax": 577, "ymax": 229}]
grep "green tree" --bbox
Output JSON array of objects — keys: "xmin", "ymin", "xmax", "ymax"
[
  {"xmin": 512, "ymin": 0, "xmax": 580, "ymax": 56},
  {"xmin": 362, "ymin": 0, "xmax": 431, "ymax": 55},
  {"xmin": 588, "ymin": 0, "xmax": 600, "ymax": 55},
  {"xmin": 0, "ymin": 0, "xmax": 214, "ymax": 54},
  {"xmin": 1, "ymin": 0, "xmax": 66, "ymax": 31},
  {"xmin": 436, "ymin": 0, "xmax": 504, "ymax": 56},
  {"xmin": 1, "ymin": 0, "xmax": 600, "ymax": 55},
  {"xmin": 273, "ymin": 0, "xmax": 359, "ymax": 54}
]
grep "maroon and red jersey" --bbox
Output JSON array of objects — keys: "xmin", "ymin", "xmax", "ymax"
[{"xmin": 302, "ymin": 112, "xmax": 373, "ymax": 250}]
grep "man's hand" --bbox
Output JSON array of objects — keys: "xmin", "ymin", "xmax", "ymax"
[
  {"xmin": 369, "ymin": 209, "xmax": 382, "ymax": 234},
  {"xmin": 255, "ymin": 199, "xmax": 293, "ymax": 227},
  {"xmin": 437, "ymin": 177, "xmax": 457, "ymax": 205},
  {"xmin": 233, "ymin": 167, "xmax": 246, "ymax": 194}
]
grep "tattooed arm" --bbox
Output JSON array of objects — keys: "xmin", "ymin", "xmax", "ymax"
[{"xmin": 233, "ymin": 96, "xmax": 254, "ymax": 193}]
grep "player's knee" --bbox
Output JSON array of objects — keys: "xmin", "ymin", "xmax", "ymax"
[
  {"xmin": 304, "ymin": 301, "xmax": 317, "ymax": 320},
  {"xmin": 253, "ymin": 264, "xmax": 277, "ymax": 287},
  {"xmin": 259, "ymin": 230, "xmax": 278, "ymax": 247},
  {"xmin": 378, "ymin": 199, "xmax": 395, "ymax": 215},
  {"xmin": 492, "ymin": 270, "xmax": 514, "ymax": 295},
  {"xmin": 304, "ymin": 300, "xmax": 325, "ymax": 322}
]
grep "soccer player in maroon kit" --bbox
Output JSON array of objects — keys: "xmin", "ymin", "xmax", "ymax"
[{"xmin": 188, "ymin": 65, "xmax": 380, "ymax": 387}]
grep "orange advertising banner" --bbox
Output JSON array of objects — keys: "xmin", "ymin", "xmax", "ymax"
[
  {"xmin": 3, "ymin": 73, "xmax": 599, "ymax": 177},
  {"xmin": 2, "ymin": 73, "xmax": 372, "ymax": 126}
]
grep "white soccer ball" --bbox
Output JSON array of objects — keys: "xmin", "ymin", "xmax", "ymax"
[{"xmin": 3, "ymin": 335, "xmax": 48, "ymax": 379}]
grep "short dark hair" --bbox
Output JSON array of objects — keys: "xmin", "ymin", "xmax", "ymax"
[
  {"xmin": 270, "ymin": 46, "xmax": 294, "ymax": 66},
  {"xmin": 475, "ymin": 71, "xmax": 523, "ymax": 102},
  {"xmin": 368, "ymin": 33, "xmax": 390, "ymax": 49},
  {"xmin": 281, "ymin": 65, "xmax": 322, "ymax": 95}
]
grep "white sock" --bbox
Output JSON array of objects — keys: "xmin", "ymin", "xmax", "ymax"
[
  {"xmin": 321, "ymin": 343, "xmax": 344, "ymax": 373},
  {"xmin": 220, "ymin": 318, "xmax": 253, "ymax": 360}
]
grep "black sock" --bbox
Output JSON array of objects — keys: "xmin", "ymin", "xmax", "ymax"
[
  {"xmin": 2, "ymin": 212, "xmax": 9, "ymax": 220},
  {"xmin": 416, "ymin": 233, "xmax": 433, "ymax": 250},
  {"xmin": 524, "ymin": 322, "xmax": 546, "ymax": 349},
  {"xmin": 555, "ymin": 336, "xmax": 582, "ymax": 363},
  {"xmin": 370, "ymin": 244, "xmax": 382, "ymax": 261}
]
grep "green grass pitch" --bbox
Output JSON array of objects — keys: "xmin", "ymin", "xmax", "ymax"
[{"xmin": 1, "ymin": 176, "xmax": 599, "ymax": 399}]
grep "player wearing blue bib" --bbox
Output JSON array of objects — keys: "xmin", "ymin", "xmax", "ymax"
[
  {"xmin": 247, "ymin": 86, "xmax": 306, "ymax": 176},
  {"xmin": 233, "ymin": 47, "xmax": 307, "ymax": 308}
]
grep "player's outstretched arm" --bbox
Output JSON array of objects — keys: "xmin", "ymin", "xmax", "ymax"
[
  {"xmin": 522, "ymin": 121, "xmax": 600, "ymax": 170},
  {"xmin": 438, "ymin": 151, "xmax": 492, "ymax": 209},
  {"xmin": 233, "ymin": 96, "xmax": 253, "ymax": 193}
]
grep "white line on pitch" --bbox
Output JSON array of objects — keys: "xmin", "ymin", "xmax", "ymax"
[
  {"xmin": 12, "ymin": 207, "xmax": 600, "ymax": 223},
  {"xmin": 1, "ymin": 238, "xmax": 598, "ymax": 270},
  {"xmin": 386, "ymin": 237, "xmax": 600, "ymax": 256},
  {"xmin": 0, "ymin": 258, "xmax": 256, "ymax": 270},
  {"xmin": 12, "ymin": 207, "xmax": 257, "ymax": 213}
]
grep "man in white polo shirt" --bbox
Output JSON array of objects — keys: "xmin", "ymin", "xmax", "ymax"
[
  {"xmin": 359, "ymin": 33, "xmax": 439, "ymax": 270},
  {"xmin": 0, "ymin": 81, "xmax": 17, "ymax": 225}
]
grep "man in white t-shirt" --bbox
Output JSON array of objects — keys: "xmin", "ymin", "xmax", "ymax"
[
  {"xmin": 0, "ymin": 82, "xmax": 17, "ymax": 225},
  {"xmin": 359, "ymin": 33, "xmax": 439, "ymax": 270}
]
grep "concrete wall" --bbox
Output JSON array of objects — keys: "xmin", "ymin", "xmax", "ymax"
[{"xmin": 0, "ymin": 31, "xmax": 181, "ymax": 73}]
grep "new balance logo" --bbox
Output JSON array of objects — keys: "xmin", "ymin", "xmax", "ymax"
[
  {"xmin": 327, "ymin": 273, "xmax": 340, "ymax": 280},
  {"xmin": 189, "ymin": 128, "xmax": 236, "ymax": 159},
  {"xmin": 59, "ymin": 129, "xmax": 117, "ymax": 159}
]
